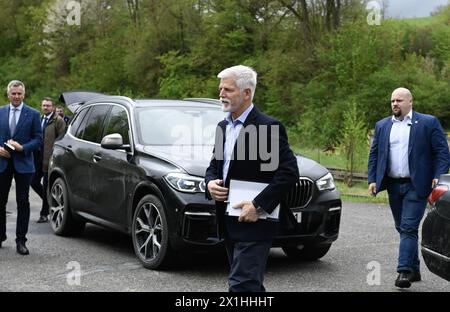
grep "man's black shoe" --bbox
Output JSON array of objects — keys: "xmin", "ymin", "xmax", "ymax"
[
  {"xmin": 37, "ymin": 215, "xmax": 48, "ymax": 223},
  {"xmin": 16, "ymin": 242, "xmax": 29, "ymax": 255},
  {"xmin": 408, "ymin": 271, "xmax": 421, "ymax": 282},
  {"xmin": 395, "ymin": 272, "xmax": 411, "ymax": 288}
]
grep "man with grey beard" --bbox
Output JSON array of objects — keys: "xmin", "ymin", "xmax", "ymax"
[{"xmin": 205, "ymin": 65, "xmax": 299, "ymax": 292}]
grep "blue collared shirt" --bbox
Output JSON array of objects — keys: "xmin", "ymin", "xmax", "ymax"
[
  {"xmin": 388, "ymin": 110, "xmax": 412, "ymax": 178},
  {"xmin": 222, "ymin": 103, "xmax": 254, "ymax": 182},
  {"xmin": 9, "ymin": 103, "xmax": 23, "ymax": 127}
]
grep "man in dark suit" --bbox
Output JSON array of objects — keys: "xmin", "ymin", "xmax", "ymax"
[
  {"xmin": 368, "ymin": 87, "xmax": 450, "ymax": 288},
  {"xmin": 205, "ymin": 65, "xmax": 299, "ymax": 292},
  {"xmin": 0, "ymin": 80, "xmax": 42, "ymax": 255}
]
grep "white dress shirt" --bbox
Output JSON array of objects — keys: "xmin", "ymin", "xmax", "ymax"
[
  {"xmin": 388, "ymin": 110, "xmax": 412, "ymax": 178},
  {"xmin": 222, "ymin": 104, "xmax": 254, "ymax": 182}
]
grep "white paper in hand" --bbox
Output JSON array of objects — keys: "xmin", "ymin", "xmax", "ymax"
[{"xmin": 226, "ymin": 179, "xmax": 279, "ymax": 220}]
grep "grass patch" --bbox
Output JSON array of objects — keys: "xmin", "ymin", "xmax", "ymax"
[
  {"xmin": 293, "ymin": 146, "xmax": 347, "ymax": 169},
  {"xmin": 292, "ymin": 147, "xmax": 389, "ymax": 203},
  {"xmin": 292, "ymin": 146, "xmax": 367, "ymax": 172},
  {"xmin": 395, "ymin": 15, "xmax": 447, "ymax": 27},
  {"xmin": 335, "ymin": 181, "xmax": 388, "ymax": 204}
]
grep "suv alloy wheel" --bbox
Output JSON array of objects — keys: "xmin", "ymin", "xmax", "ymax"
[
  {"xmin": 132, "ymin": 195, "xmax": 173, "ymax": 269},
  {"xmin": 49, "ymin": 177, "xmax": 85, "ymax": 236}
]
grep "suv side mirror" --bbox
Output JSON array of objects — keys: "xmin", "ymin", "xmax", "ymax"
[{"xmin": 101, "ymin": 133, "xmax": 124, "ymax": 150}]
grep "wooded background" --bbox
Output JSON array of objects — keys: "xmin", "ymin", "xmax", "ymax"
[{"xmin": 1, "ymin": 0, "xmax": 449, "ymax": 154}]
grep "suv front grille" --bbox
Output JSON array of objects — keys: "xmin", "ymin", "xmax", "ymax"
[{"xmin": 284, "ymin": 178, "xmax": 314, "ymax": 209}]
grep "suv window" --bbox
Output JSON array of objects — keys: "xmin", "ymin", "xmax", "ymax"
[
  {"xmin": 80, "ymin": 105, "xmax": 111, "ymax": 143},
  {"xmin": 103, "ymin": 105, "xmax": 130, "ymax": 145},
  {"xmin": 69, "ymin": 107, "xmax": 90, "ymax": 137},
  {"xmin": 136, "ymin": 107, "xmax": 224, "ymax": 145}
]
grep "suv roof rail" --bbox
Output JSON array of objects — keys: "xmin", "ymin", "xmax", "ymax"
[{"xmin": 183, "ymin": 98, "xmax": 221, "ymax": 106}]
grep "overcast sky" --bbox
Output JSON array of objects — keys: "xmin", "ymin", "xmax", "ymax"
[{"xmin": 385, "ymin": 0, "xmax": 449, "ymax": 18}]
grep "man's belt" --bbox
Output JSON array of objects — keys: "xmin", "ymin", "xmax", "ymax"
[{"xmin": 387, "ymin": 177, "xmax": 411, "ymax": 184}]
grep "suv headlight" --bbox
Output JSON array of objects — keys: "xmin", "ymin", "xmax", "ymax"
[
  {"xmin": 316, "ymin": 172, "xmax": 335, "ymax": 191},
  {"xmin": 164, "ymin": 173, "xmax": 206, "ymax": 193}
]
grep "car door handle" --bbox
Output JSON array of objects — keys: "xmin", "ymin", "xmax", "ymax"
[{"xmin": 93, "ymin": 155, "xmax": 102, "ymax": 163}]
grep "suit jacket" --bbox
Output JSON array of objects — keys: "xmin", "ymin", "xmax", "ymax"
[
  {"xmin": 0, "ymin": 104, "xmax": 42, "ymax": 174},
  {"xmin": 42, "ymin": 113, "xmax": 66, "ymax": 172},
  {"xmin": 205, "ymin": 106, "xmax": 299, "ymax": 242},
  {"xmin": 368, "ymin": 111, "xmax": 450, "ymax": 198}
]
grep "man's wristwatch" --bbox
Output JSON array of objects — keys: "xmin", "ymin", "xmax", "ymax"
[{"xmin": 252, "ymin": 200, "xmax": 264, "ymax": 215}]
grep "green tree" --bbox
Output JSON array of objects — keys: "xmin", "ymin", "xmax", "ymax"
[{"xmin": 338, "ymin": 100, "xmax": 369, "ymax": 186}]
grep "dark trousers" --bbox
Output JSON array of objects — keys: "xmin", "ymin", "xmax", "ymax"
[
  {"xmin": 387, "ymin": 181, "xmax": 428, "ymax": 273},
  {"xmin": 225, "ymin": 239, "xmax": 273, "ymax": 292},
  {"xmin": 30, "ymin": 167, "xmax": 43, "ymax": 200},
  {"xmin": 0, "ymin": 161, "xmax": 33, "ymax": 243},
  {"xmin": 30, "ymin": 161, "xmax": 49, "ymax": 216}
]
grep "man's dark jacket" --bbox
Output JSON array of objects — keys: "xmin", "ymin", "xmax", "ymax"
[{"xmin": 205, "ymin": 106, "xmax": 299, "ymax": 242}]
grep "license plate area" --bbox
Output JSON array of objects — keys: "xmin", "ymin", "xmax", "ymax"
[{"xmin": 293, "ymin": 212, "xmax": 302, "ymax": 223}]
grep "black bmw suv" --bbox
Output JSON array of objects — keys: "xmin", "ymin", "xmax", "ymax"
[{"xmin": 47, "ymin": 92, "xmax": 342, "ymax": 269}]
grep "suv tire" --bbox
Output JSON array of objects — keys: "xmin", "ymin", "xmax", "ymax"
[
  {"xmin": 132, "ymin": 194, "xmax": 173, "ymax": 269},
  {"xmin": 49, "ymin": 177, "xmax": 85, "ymax": 236}
]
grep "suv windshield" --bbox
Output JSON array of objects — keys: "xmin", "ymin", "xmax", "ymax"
[{"xmin": 136, "ymin": 106, "xmax": 225, "ymax": 145}]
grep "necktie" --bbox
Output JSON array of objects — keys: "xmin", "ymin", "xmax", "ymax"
[
  {"xmin": 10, "ymin": 108, "xmax": 17, "ymax": 136},
  {"xmin": 42, "ymin": 116, "xmax": 48, "ymax": 129}
]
